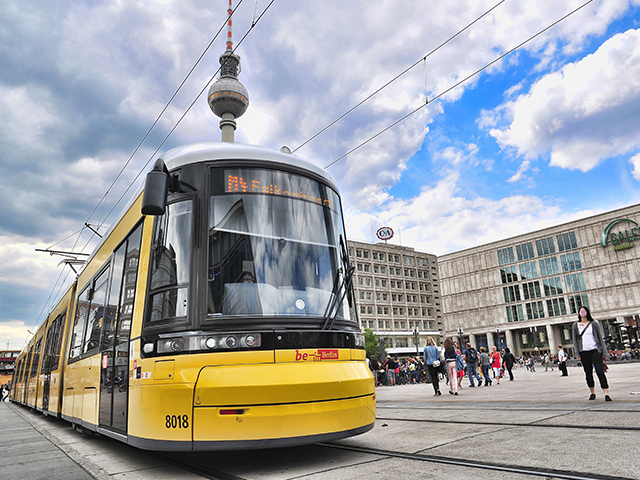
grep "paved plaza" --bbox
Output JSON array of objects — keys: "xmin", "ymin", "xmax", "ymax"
[{"xmin": 2, "ymin": 361, "xmax": 639, "ymax": 479}]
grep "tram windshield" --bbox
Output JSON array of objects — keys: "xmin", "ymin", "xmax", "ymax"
[{"xmin": 208, "ymin": 167, "xmax": 352, "ymax": 321}]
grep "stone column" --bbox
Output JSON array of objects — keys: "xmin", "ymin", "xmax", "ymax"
[
  {"xmin": 504, "ymin": 329, "xmax": 514, "ymax": 354},
  {"xmin": 546, "ymin": 324, "xmax": 557, "ymax": 354}
]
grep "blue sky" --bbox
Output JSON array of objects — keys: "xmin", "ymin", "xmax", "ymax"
[{"xmin": 1, "ymin": 0, "xmax": 640, "ymax": 348}]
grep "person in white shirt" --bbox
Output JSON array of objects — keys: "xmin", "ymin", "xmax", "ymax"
[
  {"xmin": 557, "ymin": 345, "xmax": 568, "ymax": 377},
  {"xmin": 571, "ymin": 306, "xmax": 611, "ymax": 401}
]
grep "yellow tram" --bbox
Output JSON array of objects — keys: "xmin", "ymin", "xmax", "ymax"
[{"xmin": 11, "ymin": 142, "xmax": 376, "ymax": 450}]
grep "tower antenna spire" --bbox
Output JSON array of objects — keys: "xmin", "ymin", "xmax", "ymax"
[
  {"xmin": 226, "ymin": 0, "xmax": 233, "ymax": 52},
  {"xmin": 208, "ymin": 0, "xmax": 249, "ymax": 142}
]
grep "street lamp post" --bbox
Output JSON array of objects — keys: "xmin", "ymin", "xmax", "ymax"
[
  {"xmin": 495, "ymin": 326, "xmax": 501, "ymax": 349},
  {"xmin": 457, "ymin": 327, "xmax": 464, "ymax": 345},
  {"xmin": 530, "ymin": 326, "xmax": 538, "ymax": 355},
  {"xmin": 413, "ymin": 326, "xmax": 419, "ymax": 358}
]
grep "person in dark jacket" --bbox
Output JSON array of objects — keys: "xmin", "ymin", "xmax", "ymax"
[
  {"xmin": 502, "ymin": 347, "xmax": 516, "ymax": 381},
  {"xmin": 424, "ymin": 338, "xmax": 442, "ymax": 396},
  {"xmin": 572, "ymin": 306, "xmax": 611, "ymax": 401}
]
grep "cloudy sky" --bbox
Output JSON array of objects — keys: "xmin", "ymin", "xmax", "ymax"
[{"xmin": 2, "ymin": 0, "xmax": 640, "ymax": 349}]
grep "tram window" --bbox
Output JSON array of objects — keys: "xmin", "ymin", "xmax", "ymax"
[
  {"xmin": 208, "ymin": 167, "xmax": 350, "ymax": 320},
  {"xmin": 148, "ymin": 201, "xmax": 192, "ymax": 323},
  {"xmin": 83, "ymin": 267, "xmax": 109, "ymax": 355},
  {"xmin": 30, "ymin": 340, "xmax": 40, "ymax": 378},
  {"xmin": 69, "ymin": 288, "xmax": 90, "ymax": 360},
  {"xmin": 51, "ymin": 313, "xmax": 66, "ymax": 371}
]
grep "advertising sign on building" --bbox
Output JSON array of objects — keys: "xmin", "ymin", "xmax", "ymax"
[
  {"xmin": 376, "ymin": 227, "xmax": 394, "ymax": 241},
  {"xmin": 600, "ymin": 218, "xmax": 639, "ymax": 251}
]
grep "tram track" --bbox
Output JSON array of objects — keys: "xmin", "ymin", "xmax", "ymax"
[
  {"xmin": 374, "ymin": 414, "xmax": 640, "ymax": 431},
  {"xmin": 316, "ymin": 442, "xmax": 635, "ymax": 480}
]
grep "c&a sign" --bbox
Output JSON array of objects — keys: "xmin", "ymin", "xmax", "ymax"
[{"xmin": 601, "ymin": 218, "xmax": 639, "ymax": 251}]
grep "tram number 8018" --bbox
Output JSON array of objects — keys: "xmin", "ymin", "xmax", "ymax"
[{"xmin": 165, "ymin": 414, "xmax": 189, "ymax": 429}]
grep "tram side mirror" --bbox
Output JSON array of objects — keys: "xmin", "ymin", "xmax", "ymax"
[{"xmin": 142, "ymin": 159, "xmax": 170, "ymax": 216}]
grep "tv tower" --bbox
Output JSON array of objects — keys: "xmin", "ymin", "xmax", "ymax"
[{"xmin": 208, "ymin": 0, "xmax": 249, "ymax": 142}]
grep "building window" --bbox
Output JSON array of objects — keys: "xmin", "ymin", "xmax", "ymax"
[
  {"xmin": 506, "ymin": 304, "xmax": 524, "ymax": 322},
  {"xmin": 500, "ymin": 265, "xmax": 519, "ymax": 284},
  {"xmin": 516, "ymin": 242, "xmax": 535, "ymax": 261},
  {"xmin": 498, "ymin": 247, "xmax": 515, "ymax": 265},
  {"xmin": 565, "ymin": 273, "xmax": 586, "ymax": 293},
  {"xmin": 525, "ymin": 301, "xmax": 545, "ymax": 319},
  {"xmin": 522, "ymin": 281, "xmax": 541, "ymax": 300},
  {"xmin": 560, "ymin": 252, "xmax": 582, "ymax": 272},
  {"xmin": 546, "ymin": 298, "xmax": 568, "ymax": 317},
  {"xmin": 557, "ymin": 231, "xmax": 578, "ymax": 251},
  {"xmin": 568, "ymin": 294, "xmax": 589, "ymax": 314},
  {"xmin": 356, "ymin": 249, "xmax": 362, "ymax": 258},
  {"xmin": 503, "ymin": 285, "xmax": 521, "ymax": 303},
  {"xmin": 542, "ymin": 277, "xmax": 563, "ymax": 296}
]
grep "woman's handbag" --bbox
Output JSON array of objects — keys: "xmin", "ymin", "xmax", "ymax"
[{"xmin": 432, "ymin": 359, "xmax": 441, "ymax": 368}]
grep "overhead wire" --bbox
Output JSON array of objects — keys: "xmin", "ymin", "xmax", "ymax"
[
  {"xmin": 292, "ymin": 0, "xmax": 508, "ymax": 154},
  {"xmin": 92, "ymin": 0, "xmax": 277, "ymax": 235},
  {"xmin": 324, "ymin": 0, "xmax": 595, "ymax": 169},
  {"xmin": 31, "ymin": 0, "xmax": 254, "ymax": 334}
]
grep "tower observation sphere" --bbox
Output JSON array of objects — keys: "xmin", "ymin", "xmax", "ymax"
[{"xmin": 208, "ymin": 51, "xmax": 249, "ymax": 120}]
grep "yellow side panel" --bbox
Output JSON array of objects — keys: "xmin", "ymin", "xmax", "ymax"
[
  {"xmin": 193, "ymin": 396, "xmax": 376, "ymax": 442},
  {"xmin": 82, "ymin": 388, "xmax": 97, "ymax": 423},
  {"xmin": 128, "ymin": 384, "xmax": 194, "ymax": 442}
]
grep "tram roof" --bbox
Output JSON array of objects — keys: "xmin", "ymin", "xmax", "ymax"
[{"xmin": 163, "ymin": 142, "xmax": 338, "ymax": 190}]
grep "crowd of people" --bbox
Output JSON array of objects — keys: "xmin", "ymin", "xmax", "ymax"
[
  {"xmin": 368, "ymin": 307, "xmax": 616, "ymax": 402},
  {"xmin": 367, "ymin": 340, "xmax": 518, "ymax": 394}
]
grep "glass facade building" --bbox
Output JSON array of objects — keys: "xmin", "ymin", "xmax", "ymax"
[{"xmin": 438, "ymin": 204, "xmax": 640, "ymax": 357}]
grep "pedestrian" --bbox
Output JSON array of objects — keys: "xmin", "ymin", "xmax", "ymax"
[
  {"xmin": 544, "ymin": 353, "xmax": 553, "ymax": 372},
  {"xmin": 490, "ymin": 346, "xmax": 501, "ymax": 385},
  {"xmin": 454, "ymin": 342, "xmax": 465, "ymax": 390},
  {"xmin": 558, "ymin": 345, "xmax": 568, "ymax": 377},
  {"xmin": 502, "ymin": 347, "xmax": 516, "ymax": 381},
  {"xmin": 478, "ymin": 347, "xmax": 492, "ymax": 386},
  {"xmin": 463, "ymin": 343, "xmax": 483, "ymax": 387},
  {"xmin": 424, "ymin": 338, "xmax": 442, "ymax": 396},
  {"xmin": 572, "ymin": 306, "xmax": 611, "ymax": 402},
  {"xmin": 369, "ymin": 355, "xmax": 380, "ymax": 386},
  {"xmin": 384, "ymin": 356, "xmax": 396, "ymax": 386},
  {"xmin": 443, "ymin": 337, "xmax": 459, "ymax": 395}
]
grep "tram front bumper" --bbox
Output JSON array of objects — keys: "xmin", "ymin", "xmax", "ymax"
[{"xmin": 192, "ymin": 361, "xmax": 375, "ymax": 446}]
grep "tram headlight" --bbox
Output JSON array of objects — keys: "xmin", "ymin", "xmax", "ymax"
[
  {"xmin": 225, "ymin": 336, "xmax": 237, "ymax": 348},
  {"xmin": 241, "ymin": 334, "xmax": 261, "ymax": 348},
  {"xmin": 205, "ymin": 337, "xmax": 217, "ymax": 349},
  {"xmin": 354, "ymin": 333, "xmax": 365, "ymax": 348},
  {"xmin": 170, "ymin": 339, "xmax": 183, "ymax": 352}
]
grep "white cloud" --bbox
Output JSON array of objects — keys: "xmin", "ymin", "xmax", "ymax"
[
  {"xmin": 630, "ymin": 153, "xmax": 640, "ymax": 180},
  {"xmin": 489, "ymin": 28, "xmax": 640, "ymax": 173},
  {"xmin": 346, "ymin": 170, "xmax": 604, "ymax": 255}
]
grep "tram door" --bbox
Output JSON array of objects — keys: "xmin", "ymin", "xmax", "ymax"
[
  {"xmin": 99, "ymin": 224, "xmax": 142, "ymax": 433},
  {"xmin": 41, "ymin": 313, "xmax": 66, "ymax": 413}
]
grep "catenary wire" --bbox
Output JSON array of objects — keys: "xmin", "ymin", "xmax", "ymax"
[
  {"xmin": 292, "ymin": 0, "xmax": 508, "ymax": 154},
  {"xmin": 76, "ymin": 0, "xmax": 247, "ymax": 236},
  {"xmin": 33, "ymin": 2, "xmax": 251, "ymax": 333},
  {"xmin": 324, "ymin": 0, "xmax": 595, "ymax": 169},
  {"xmin": 92, "ymin": 0, "xmax": 277, "ymax": 235}
]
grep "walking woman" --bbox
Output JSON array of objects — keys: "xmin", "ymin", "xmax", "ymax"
[
  {"xmin": 490, "ymin": 346, "xmax": 501, "ymax": 385},
  {"xmin": 443, "ymin": 337, "xmax": 459, "ymax": 395},
  {"xmin": 424, "ymin": 338, "xmax": 442, "ymax": 396},
  {"xmin": 572, "ymin": 306, "xmax": 611, "ymax": 401}
]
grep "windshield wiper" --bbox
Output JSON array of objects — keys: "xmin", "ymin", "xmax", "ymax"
[{"xmin": 322, "ymin": 236, "xmax": 355, "ymax": 330}]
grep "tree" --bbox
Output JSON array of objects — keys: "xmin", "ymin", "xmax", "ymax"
[{"xmin": 364, "ymin": 328, "xmax": 381, "ymax": 359}]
